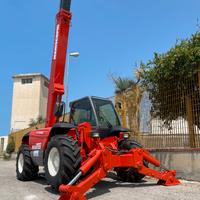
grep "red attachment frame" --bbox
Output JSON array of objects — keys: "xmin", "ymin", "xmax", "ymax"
[
  {"xmin": 45, "ymin": 8, "xmax": 72, "ymax": 127},
  {"xmin": 58, "ymin": 142, "xmax": 180, "ymax": 200}
]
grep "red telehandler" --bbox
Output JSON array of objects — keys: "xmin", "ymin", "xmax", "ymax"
[{"xmin": 16, "ymin": 0, "xmax": 180, "ymax": 199}]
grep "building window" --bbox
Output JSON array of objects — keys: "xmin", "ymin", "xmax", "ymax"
[
  {"xmin": 21, "ymin": 78, "xmax": 33, "ymax": 84},
  {"xmin": 44, "ymin": 80, "xmax": 49, "ymax": 88}
]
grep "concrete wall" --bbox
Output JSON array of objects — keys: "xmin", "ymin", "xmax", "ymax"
[
  {"xmin": 0, "ymin": 136, "xmax": 8, "ymax": 152},
  {"xmin": 10, "ymin": 73, "xmax": 49, "ymax": 132},
  {"xmin": 150, "ymin": 150, "xmax": 200, "ymax": 181}
]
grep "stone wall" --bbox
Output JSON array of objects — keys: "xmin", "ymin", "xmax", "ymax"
[{"xmin": 150, "ymin": 150, "xmax": 200, "ymax": 181}]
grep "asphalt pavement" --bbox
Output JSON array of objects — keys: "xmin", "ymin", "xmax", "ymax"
[{"xmin": 0, "ymin": 159, "xmax": 200, "ymax": 200}]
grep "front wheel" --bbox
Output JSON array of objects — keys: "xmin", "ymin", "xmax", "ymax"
[
  {"xmin": 44, "ymin": 135, "xmax": 82, "ymax": 191},
  {"xmin": 115, "ymin": 139, "xmax": 148, "ymax": 182}
]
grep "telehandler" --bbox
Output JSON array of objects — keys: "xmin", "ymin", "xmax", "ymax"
[{"xmin": 16, "ymin": 1, "xmax": 180, "ymax": 199}]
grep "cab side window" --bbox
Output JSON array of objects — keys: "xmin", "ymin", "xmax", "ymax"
[{"xmin": 70, "ymin": 98, "xmax": 96, "ymax": 126}]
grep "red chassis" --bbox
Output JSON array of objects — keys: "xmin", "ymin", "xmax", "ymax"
[
  {"xmin": 27, "ymin": 122, "xmax": 180, "ymax": 200},
  {"xmin": 57, "ymin": 123, "xmax": 180, "ymax": 200}
]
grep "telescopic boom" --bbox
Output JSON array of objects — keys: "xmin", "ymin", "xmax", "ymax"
[{"xmin": 45, "ymin": 0, "xmax": 72, "ymax": 127}]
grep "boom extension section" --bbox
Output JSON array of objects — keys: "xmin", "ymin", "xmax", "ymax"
[
  {"xmin": 59, "ymin": 142, "xmax": 180, "ymax": 200},
  {"xmin": 46, "ymin": 0, "xmax": 72, "ymax": 127}
]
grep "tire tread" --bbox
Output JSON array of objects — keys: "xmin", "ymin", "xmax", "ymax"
[
  {"xmin": 16, "ymin": 144, "xmax": 39, "ymax": 181},
  {"xmin": 44, "ymin": 135, "xmax": 81, "ymax": 190}
]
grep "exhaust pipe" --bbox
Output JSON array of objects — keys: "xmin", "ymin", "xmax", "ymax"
[{"xmin": 60, "ymin": 0, "xmax": 71, "ymax": 11}]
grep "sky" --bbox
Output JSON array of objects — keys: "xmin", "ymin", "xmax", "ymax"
[{"xmin": 0, "ymin": 0, "xmax": 199, "ymax": 136}]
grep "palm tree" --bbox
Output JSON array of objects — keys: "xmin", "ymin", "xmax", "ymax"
[
  {"xmin": 112, "ymin": 76, "xmax": 142, "ymax": 138},
  {"xmin": 112, "ymin": 76, "xmax": 136, "ymax": 94}
]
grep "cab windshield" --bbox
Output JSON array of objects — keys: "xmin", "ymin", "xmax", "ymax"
[
  {"xmin": 70, "ymin": 98, "xmax": 96, "ymax": 126},
  {"xmin": 92, "ymin": 98, "xmax": 121, "ymax": 128}
]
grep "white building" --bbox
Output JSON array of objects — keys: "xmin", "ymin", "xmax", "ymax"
[
  {"xmin": 0, "ymin": 136, "xmax": 8, "ymax": 152},
  {"xmin": 10, "ymin": 73, "xmax": 49, "ymax": 132}
]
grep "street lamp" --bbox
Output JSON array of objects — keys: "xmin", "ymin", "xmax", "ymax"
[
  {"xmin": 65, "ymin": 51, "xmax": 80, "ymax": 113},
  {"xmin": 69, "ymin": 52, "xmax": 80, "ymax": 57}
]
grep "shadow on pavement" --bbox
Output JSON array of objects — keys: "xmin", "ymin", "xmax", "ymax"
[
  {"xmin": 33, "ymin": 172, "xmax": 157, "ymax": 199},
  {"xmin": 86, "ymin": 172, "xmax": 157, "ymax": 199},
  {"xmin": 33, "ymin": 173, "xmax": 59, "ymax": 195}
]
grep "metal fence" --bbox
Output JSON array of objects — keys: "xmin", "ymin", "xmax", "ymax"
[{"xmin": 134, "ymin": 72, "xmax": 200, "ymax": 149}]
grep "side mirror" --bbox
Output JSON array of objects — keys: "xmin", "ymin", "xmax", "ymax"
[
  {"xmin": 54, "ymin": 102, "xmax": 65, "ymax": 118},
  {"xmin": 69, "ymin": 106, "xmax": 75, "ymax": 124}
]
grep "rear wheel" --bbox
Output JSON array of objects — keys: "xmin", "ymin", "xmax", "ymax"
[
  {"xmin": 115, "ymin": 139, "xmax": 148, "ymax": 182},
  {"xmin": 44, "ymin": 135, "xmax": 82, "ymax": 190},
  {"xmin": 16, "ymin": 144, "xmax": 39, "ymax": 181}
]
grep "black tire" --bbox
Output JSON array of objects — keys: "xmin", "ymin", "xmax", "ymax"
[
  {"xmin": 115, "ymin": 139, "xmax": 148, "ymax": 182},
  {"xmin": 44, "ymin": 135, "xmax": 82, "ymax": 190},
  {"xmin": 16, "ymin": 144, "xmax": 39, "ymax": 181}
]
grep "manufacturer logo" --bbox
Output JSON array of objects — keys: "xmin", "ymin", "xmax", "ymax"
[
  {"xmin": 53, "ymin": 24, "xmax": 60, "ymax": 60},
  {"xmin": 36, "ymin": 131, "xmax": 44, "ymax": 135}
]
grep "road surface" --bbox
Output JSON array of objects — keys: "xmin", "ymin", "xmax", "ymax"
[{"xmin": 0, "ymin": 159, "xmax": 199, "ymax": 200}]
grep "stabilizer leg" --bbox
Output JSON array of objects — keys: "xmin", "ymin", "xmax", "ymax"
[
  {"xmin": 131, "ymin": 149, "xmax": 181, "ymax": 186},
  {"xmin": 59, "ymin": 150, "xmax": 107, "ymax": 200},
  {"xmin": 58, "ymin": 190, "xmax": 86, "ymax": 200},
  {"xmin": 59, "ymin": 168, "xmax": 107, "ymax": 200},
  {"xmin": 58, "ymin": 148, "xmax": 180, "ymax": 200},
  {"xmin": 157, "ymin": 171, "xmax": 180, "ymax": 186}
]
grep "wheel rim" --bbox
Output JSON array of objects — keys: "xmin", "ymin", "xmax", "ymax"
[
  {"xmin": 47, "ymin": 147, "xmax": 60, "ymax": 177},
  {"xmin": 18, "ymin": 153, "xmax": 24, "ymax": 174}
]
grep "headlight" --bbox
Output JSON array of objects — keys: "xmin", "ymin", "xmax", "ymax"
[
  {"xmin": 123, "ymin": 133, "xmax": 129, "ymax": 139},
  {"xmin": 90, "ymin": 132, "xmax": 100, "ymax": 138}
]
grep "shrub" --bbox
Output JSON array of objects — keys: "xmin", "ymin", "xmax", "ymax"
[
  {"xmin": 3, "ymin": 152, "xmax": 11, "ymax": 160},
  {"xmin": 6, "ymin": 137, "xmax": 15, "ymax": 154}
]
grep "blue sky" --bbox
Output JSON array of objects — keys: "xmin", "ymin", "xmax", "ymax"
[{"xmin": 0, "ymin": 0, "xmax": 199, "ymax": 136}]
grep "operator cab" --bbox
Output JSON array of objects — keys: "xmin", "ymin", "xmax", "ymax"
[{"xmin": 69, "ymin": 96, "xmax": 129, "ymax": 138}]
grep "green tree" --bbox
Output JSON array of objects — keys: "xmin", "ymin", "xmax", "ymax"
[
  {"xmin": 141, "ymin": 31, "xmax": 200, "ymax": 128},
  {"xmin": 36, "ymin": 116, "xmax": 45, "ymax": 124},
  {"xmin": 29, "ymin": 119, "xmax": 37, "ymax": 127},
  {"xmin": 29, "ymin": 116, "xmax": 45, "ymax": 127},
  {"xmin": 6, "ymin": 137, "xmax": 15, "ymax": 154}
]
